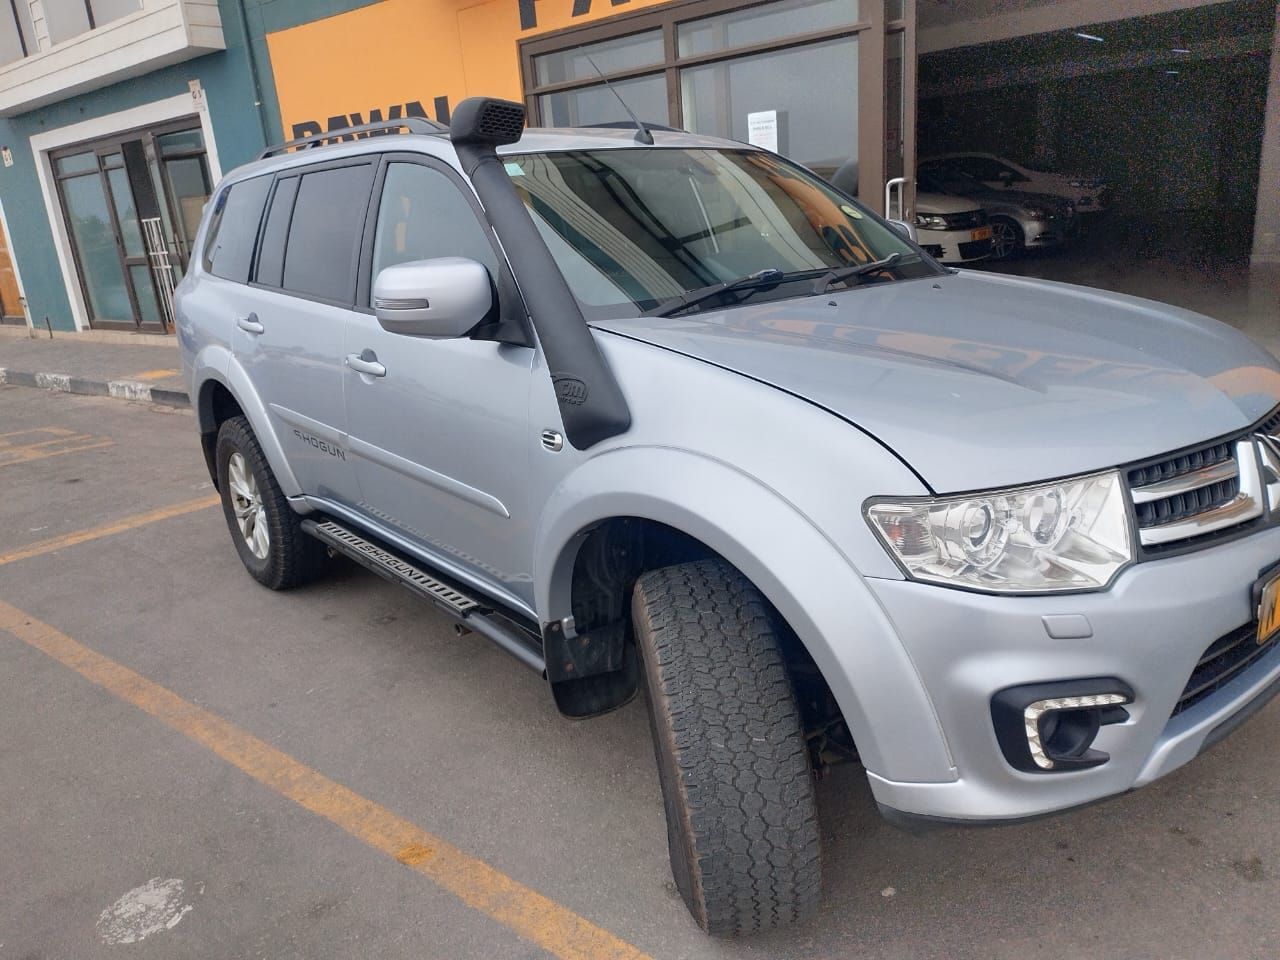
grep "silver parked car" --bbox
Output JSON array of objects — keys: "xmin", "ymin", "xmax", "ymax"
[
  {"xmin": 918, "ymin": 164, "xmax": 1076, "ymax": 261},
  {"xmin": 178, "ymin": 98, "xmax": 1280, "ymax": 936}
]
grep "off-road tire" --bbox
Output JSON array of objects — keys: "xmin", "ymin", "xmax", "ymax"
[
  {"xmin": 215, "ymin": 416, "xmax": 327, "ymax": 590},
  {"xmin": 632, "ymin": 559, "xmax": 821, "ymax": 936}
]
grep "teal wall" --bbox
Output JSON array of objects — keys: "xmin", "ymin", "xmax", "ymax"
[{"xmin": 0, "ymin": 0, "xmax": 379, "ymax": 330}]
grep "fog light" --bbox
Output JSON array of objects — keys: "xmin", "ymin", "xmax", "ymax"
[{"xmin": 992, "ymin": 679, "xmax": 1133, "ymax": 773}]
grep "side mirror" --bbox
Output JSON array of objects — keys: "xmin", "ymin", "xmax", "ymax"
[
  {"xmin": 888, "ymin": 219, "xmax": 918, "ymax": 243},
  {"xmin": 373, "ymin": 257, "xmax": 493, "ymax": 338}
]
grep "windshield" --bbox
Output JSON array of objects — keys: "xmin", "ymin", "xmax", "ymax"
[{"xmin": 503, "ymin": 148, "xmax": 941, "ymax": 320}]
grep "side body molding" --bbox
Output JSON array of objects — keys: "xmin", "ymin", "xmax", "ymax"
[{"xmin": 533, "ymin": 445, "xmax": 957, "ymax": 785}]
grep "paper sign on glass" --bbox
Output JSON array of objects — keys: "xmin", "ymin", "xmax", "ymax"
[{"xmin": 747, "ymin": 111, "xmax": 779, "ymax": 153}]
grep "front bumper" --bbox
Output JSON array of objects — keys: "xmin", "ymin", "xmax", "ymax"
[
  {"xmin": 864, "ymin": 524, "xmax": 1280, "ymax": 822},
  {"xmin": 917, "ymin": 226, "xmax": 992, "ymax": 264}
]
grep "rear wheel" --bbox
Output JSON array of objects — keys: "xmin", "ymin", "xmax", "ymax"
[
  {"xmin": 988, "ymin": 216, "xmax": 1024, "ymax": 261},
  {"xmin": 215, "ymin": 416, "xmax": 327, "ymax": 590},
  {"xmin": 632, "ymin": 559, "xmax": 821, "ymax": 935}
]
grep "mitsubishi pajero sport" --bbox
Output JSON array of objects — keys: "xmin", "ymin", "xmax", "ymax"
[{"xmin": 178, "ymin": 98, "xmax": 1280, "ymax": 935}]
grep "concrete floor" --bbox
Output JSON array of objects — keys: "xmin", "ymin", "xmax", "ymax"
[{"xmin": 4, "ymin": 387, "xmax": 1280, "ymax": 958}]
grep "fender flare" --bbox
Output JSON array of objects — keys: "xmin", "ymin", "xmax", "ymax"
[
  {"xmin": 533, "ymin": 446, "xmax": 956, "ymax": 785},
  {"xmin": 192, "ymin": 344, "xmax": 304, "ymax": 500}
]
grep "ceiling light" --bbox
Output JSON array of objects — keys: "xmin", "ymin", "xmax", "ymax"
[
  {"xmin": 1075, "ymin": 32, "xmax": 1105, "ymax": 42},
  {"xmin": 1172, "ymin": 47, "xmax": 1191, "ymax": 53},
  {"xmin": 1165, "ymin": 69, "xmax": 1180, "ymax": 75}
]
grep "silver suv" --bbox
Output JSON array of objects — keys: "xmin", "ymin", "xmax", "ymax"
[{"xmin": 178, "ymin": 98, "xmax": 1280, "ymax": 936}]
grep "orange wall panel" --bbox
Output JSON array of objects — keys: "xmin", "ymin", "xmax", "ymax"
[{"xmin": 266, "ymin": 0, "xmax": 676, "ymax": 141}]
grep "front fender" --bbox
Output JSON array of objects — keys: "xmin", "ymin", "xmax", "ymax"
[
  {"xmin": 193, "ymin": 344, "xmax": 304, "ymax": 501},
  {"xmin": 534, "ymin": 445, "xmax": 956, "ymax": 785}
]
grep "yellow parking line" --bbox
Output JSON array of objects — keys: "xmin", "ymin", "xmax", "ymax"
[
  {"xmin": 0, "ymin": 494, "xmax": 220, "ymax": 566},
  {"xmin": 0, "ymin": 600, "xmax": 651, "ymax": 960},
  {"xmin": 0, "ymin": 437, "xmax": 114, "ymax": 467},
  {"xmin": 0, "ymin": 426, "xmax": 76, "ymax": 440}
]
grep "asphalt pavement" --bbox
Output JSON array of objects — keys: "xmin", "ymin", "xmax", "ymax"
[{"xmin": 2, "ymin": 385, "xmax": 1279, "ymax": 959}]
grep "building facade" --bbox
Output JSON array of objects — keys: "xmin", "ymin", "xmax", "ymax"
[{"xmin": 0, "ymin": 0, "xmax": 1276, "ymax": 337}]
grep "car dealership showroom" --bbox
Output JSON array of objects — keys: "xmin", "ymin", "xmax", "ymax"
[{"xmin": 916, "ymin": 0, "xmax": 1279, "ymax": 349}]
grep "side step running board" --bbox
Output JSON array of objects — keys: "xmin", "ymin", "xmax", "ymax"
[{"xmin": 301, "ymin": 518, "xmax": 545, "ymax": 674}]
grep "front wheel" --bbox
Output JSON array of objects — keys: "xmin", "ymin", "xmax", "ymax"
[
  {"xmin": 632, "ymin": 559, "xmax": 821, "ymax": 935},
  {"xmin": 215, "ymin": 416, "xmax": 328, "ymax": 590},
  {"xmin": 988, "ymin": 216, "xmax": 1025, "ymax": 261}
]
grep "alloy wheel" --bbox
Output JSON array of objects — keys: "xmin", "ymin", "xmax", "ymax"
[
  {"xmin": 990, "ymin": 220, "xmax": 1019, "ymax": 260},
  {"xmin": 228, "ymin": 451, "xmax": 270, "ymax": 560}
]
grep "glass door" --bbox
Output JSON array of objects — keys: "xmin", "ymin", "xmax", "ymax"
[
  {"xmin": 884, "ymin": 0, "xmax": 916, "ymax": 221},
  {"xmin": 50, "ymin": 120, "xmax": 211, "ymax": 332}
]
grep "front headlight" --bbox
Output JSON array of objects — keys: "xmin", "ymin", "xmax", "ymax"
[
  {"xmin": 914, "ymin": 214, "xmax": 948, "ymax": 230},
  {"xmin": 866, "ymin": 472, "xmax": 1132, "ymax": 594}
]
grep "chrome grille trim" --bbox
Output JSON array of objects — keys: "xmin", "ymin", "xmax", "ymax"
[
  {"xmin": 1129, "ymin": 458, "xmax": 1239, "ymax": 504},
  {"xmin": 1135, "ymin": 440, "xmax": 1263, "ymax": 548}
]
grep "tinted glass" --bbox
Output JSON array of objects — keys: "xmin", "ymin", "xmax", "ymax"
[
  {"xmin": 678, "ymin": 0, "xmax": 858, "ymax": 56},
  {"xmin": 281, "ymin": 164, "xmax": 374, "ymax": 303},
  {"xmin": 504, "ymin": 148, "xmax": 935, "ymax": 319},
  {"xmin": 372, "ymin": 163, "xmax": 498, "ymax": 283},
  {"xmin": 533, "ymin": 30, "xmax": 662, "ymax": 85},
  {"xmin": 204, "ymin": 175, "xmax": 271, "ymax": 283},
  {"xmin": 62, "ymin": 173, "xmax": 131, "ymax": 321},
  {"xmin": 255, "ymin": 176, "xmax": 298, "ymax": 288},
  {"xmin": 0, "ymin": 3, "xmax": 25, "ymax": 65}
]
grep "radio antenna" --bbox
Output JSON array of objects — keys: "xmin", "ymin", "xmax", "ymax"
[{"xmin": 585, "ymin": 54, "xmax": 654, "ymax": 144}]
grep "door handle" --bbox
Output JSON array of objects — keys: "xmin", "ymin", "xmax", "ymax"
[
  {"xmin": 236, "ymin": 313, "xmax": 264, "ymax": 334},
  {"xmin": 346, "ymin": 351, "xmax": 386, "ymax": 378}
]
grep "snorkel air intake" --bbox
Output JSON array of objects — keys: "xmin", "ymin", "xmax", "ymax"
[{"xmin": 450, "ymin": 97, "xmax": 631, "ymax": 450}]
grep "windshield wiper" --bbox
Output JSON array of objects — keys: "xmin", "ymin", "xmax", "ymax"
[
  {"xmin": 811, "ymin": 253, "xmax": 906, "ymax": 295},
  {"xmin": 643, "ymin": 268, "xmax": 786, "ymax": 318}
]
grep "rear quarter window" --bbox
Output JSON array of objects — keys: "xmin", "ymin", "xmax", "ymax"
[{"xmin": 202, "ymin": 174, "xmax": 272, "ymax": 283}]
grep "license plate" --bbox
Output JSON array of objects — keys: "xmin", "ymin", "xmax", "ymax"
[
  {"xmin": 1258, "ymin": 572, "xmax": 1280, "ymax": 645},
  {"xmin": 971, "ymin": 226, "xmax": 992, "ymax": 241}
]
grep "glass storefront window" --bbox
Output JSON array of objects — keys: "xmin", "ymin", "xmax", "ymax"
[
  {"xmin": 680, "ymin": 36, "xmax": 858, "ymax": 178},
  {"xmin": 677, "ymin": 0, "xmax": 859, "ymax": 57},
  {"xmin": 61, "ymin": 174, "xmax": 133, "ymax": 322},
  {"xmin": 533, "ymin": 29, "xmax": 664, "ymax": 85},
  {"xmin": 105, "ymin": 164, "xmax": 144, "ymax": 257},
  {"xmin": 55, "ymin": 152, "xmax": 98, "ymax": 176},
  {"xmin": 162, "ymin": 155, "xmax": 212, "ymax": 252},
  {"xmin": 155, "ymin": 129, "xmax": 205, "ymax": 156},
  {"xmin": 538, "ymin": 74, "xmax": 669, "ymax": 128}
]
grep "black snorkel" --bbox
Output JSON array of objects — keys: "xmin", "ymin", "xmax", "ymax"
[{"xmin": 449, "ymin": 97, "xmax": 632, "ymax": 450}]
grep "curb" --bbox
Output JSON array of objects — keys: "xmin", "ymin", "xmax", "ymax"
[{"xmin": 0, "ymin": 367, "xmax": 190, "ymax": 407}]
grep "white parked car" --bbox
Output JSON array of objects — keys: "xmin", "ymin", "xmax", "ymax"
[
  {"xmin": 921, "ymin": 153, "xmax": 1109, "ymax": 213},
  {"xmin": 913, "ymin": 192, "xmax": 992, "ymax": 264}
]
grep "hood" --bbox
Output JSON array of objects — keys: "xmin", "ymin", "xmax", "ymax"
[
  {"xmin": 593, "ymin": 272, "xmax": 1280, "ymax": 493},
  {"xmin": 915, "ymin": 192, "xmax": 980, "ymax": 215}
]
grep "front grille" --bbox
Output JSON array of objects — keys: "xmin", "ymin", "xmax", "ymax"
[
  {"xmin": 958, "ymin": 238, "xmax": 993, "ymax": 259},
  {"xmin": 1173, "ymin": 622, "xmax": 1279, "ymax": 716},
  {"xmin": 1126, "ymin": 437, "xmax": 1259, "ymax": 551}
]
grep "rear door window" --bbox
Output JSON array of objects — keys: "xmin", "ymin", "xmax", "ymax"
[
  {"xmin": 254, "ymin": 176, "xmax": 299, "ymax": 289},
  {"xmin": 280, "ymin": 163, "xmax": 375, "ymax": 304},
  {"xmin": 203, "ymin": 174, "xmax": 271, "ymax": 282}
]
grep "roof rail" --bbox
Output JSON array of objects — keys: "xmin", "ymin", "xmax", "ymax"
[{"xmin": 255, "ymin": 117, "xmax": 448, "ymax": 160}]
